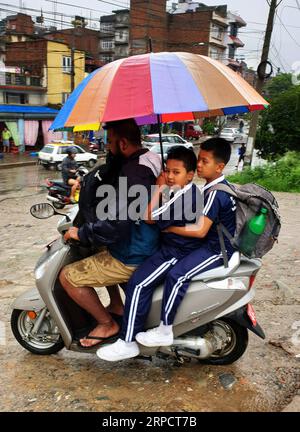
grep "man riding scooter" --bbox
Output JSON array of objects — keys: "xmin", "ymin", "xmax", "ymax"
[
  {"xmin": 61, "ymin": 147, "xmax": 81, "ymax": 204},
  {"xmin": 59, "ymin": 119, "xmax": 162, "ymax": 348}
]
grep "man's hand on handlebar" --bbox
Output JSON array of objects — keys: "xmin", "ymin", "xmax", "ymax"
[{"xmin": 64, "ymin": 227, "xmax": 80, "ymax": 242}]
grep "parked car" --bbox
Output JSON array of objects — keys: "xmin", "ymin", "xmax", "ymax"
[
  {"xmin": 219, "ymin": 127, "xmax": 242, "ymax": 142},
  {"xmin": 38, "ymin": 142, "xmax": 98, "ymax": 171},
  {"xmin": 142, "ymin": 134, "xmax": 191, "ymax": 149},
  {"xmin": 150, "ymin": 141, "xmax": 194, "ymax": 160}
]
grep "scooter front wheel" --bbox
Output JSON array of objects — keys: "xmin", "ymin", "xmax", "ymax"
[
  {"xmin": 11, "ymin": 309, "xmax": 65, "ymax": 355},
  {"xmin": 198, "ymin": 318, "xmax": 248, "ymax": 365}
]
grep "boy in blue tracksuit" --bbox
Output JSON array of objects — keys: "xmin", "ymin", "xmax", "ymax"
[{"xmin": 97, "ymin": 139, "xmax": 236, "ymax": 361}]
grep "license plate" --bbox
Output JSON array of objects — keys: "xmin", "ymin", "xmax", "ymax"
[{"xmin": 247, "ymin": 303, "xmax": 257, "ymax": 326}]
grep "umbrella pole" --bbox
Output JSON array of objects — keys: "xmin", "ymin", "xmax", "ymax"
[{"xmin": 157, "ymin": 114, "xmax": 165, "ymax": 172}]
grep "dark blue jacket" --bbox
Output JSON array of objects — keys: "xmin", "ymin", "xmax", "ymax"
[{"xmin": 78, "ymin": 148, "xmax": 161, "ymax": 265}]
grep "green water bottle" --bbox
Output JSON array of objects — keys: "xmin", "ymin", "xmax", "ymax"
[{"xmin": 239, "ymin": 207, "xmax": 268, "ymax": 257}]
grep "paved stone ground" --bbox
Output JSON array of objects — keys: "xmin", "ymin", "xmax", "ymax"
[{"xmin": 0, "ymin": 188, "xmax": 299, "ymax": 412}]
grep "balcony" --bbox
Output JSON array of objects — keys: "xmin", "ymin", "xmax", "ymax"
[
  {"xmin": 115, "ymin": 16, "xmax": 130, "ymax": 28},
  {"xmin": 0, "ymin": 73, "xmax": 43, "ymax": 88},
  {"xmin": 115, "ymin": 32, "xmax": 129, "ymax": 45}
]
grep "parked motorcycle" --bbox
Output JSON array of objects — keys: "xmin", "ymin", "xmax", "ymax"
[
  {"xmin": 11, "ymin": 203, "xmax": 265, "ymax": 365},
  {"xmin": 46, "ymin": 166, "xmax": 88, "ymax": 210}
]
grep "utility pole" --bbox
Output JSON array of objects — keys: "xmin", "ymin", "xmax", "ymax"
[
  {"xmin": 247, "ymin": 0, "xmax": 279, "ymax": 165},
  {"xmin": 70, "ymin": 46, "xmax": 75, "ymax": 92}
]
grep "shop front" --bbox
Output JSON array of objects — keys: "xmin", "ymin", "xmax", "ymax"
[{"xmin": 0, "ymin": 105, "xmax": 61, "ymax": 154}]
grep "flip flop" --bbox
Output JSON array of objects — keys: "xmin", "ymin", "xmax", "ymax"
[{"xmin": 78, "ymin": 334, "xmax": 119, "ymax": 349}]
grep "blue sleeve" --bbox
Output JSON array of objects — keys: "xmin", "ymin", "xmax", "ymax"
[
  {"xmin": 203, "ymin": 190, "xmax": 222, "ymax": 222},
  {"xmin": 153, "ymin": 184, "xmax": 201, "ymax": 230}
]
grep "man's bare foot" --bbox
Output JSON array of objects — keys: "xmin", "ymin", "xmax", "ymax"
[{"xmin": 79, "ymin": 320, "xmax": 119, "ymax": 347}]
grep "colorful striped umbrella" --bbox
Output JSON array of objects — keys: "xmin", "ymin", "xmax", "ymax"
[{"xmin": 50, "ymin": 52, "xmax": 269, "ymax": 132}]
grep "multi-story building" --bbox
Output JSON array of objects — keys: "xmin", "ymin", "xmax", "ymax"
[
  {"xmin": 4, "ymin": 39, "xmax": 85, "ymax": 106},
  {"xmin": 45, "ymin": 26, "xmax": 102, "ymax": 73},
  {"xmin": 129, "ymin": 1, "xmax": 246, "ymax": 68},
  {"xmin": 99, "ymin": 9, "xmax": 130, "ymax": 63},
  {"xmin": 225, "ymin": 11, "xmax": 246, "ymax": 72},
  {"xmin": 0, "ymin": 39, "xmax": 85, "ymax": 151}
]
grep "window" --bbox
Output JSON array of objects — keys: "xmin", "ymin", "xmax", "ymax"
[
  {"xmin": 41, "ymin": 145, "xmax": 54, "ymax": 154},
  {"xmin": 30, "ymin": 77, "xmax": 41, "ymax": 87},
  {"xmin": 211, "ymin": 24, "xmax": 223, "ymax": 40},
  {"xmin": 75, "ymin": 145, "xmax": 84, "ymax": 153},
  {"xmin": 100, "ymin": 55, "xmax": 113, "ymax": 63},
  {"xmin": 230, "ymin": 24, "xmax": 238, "ymax": 37},
  {"xmin": 58, "ymin": 147, "xmax": 69, "ymax": 155},
  {"xmin": 209, "ymin": 47, "xmax": 222, "ymax": 60},
  {"xmin": 62, "ymin": 92, "xmax": 70, "ymax": 104},
  {"xmin": 62, "ymin": 56, "xmax": 72, "ymax": 73},
  {"xmin": 100, "ymin": 23, "xmax": 114, "ymax": 33},
  {"xmin": 228, "ymin": 46, "xmax": 235, "ymax": 59},
  {"xmin": 5, "ymin": 73, "xmax": 26, "ymax": 85},
  {"xmin": 101, "ymin": 40, "xmax": 114, "ymax": 50},
  {"xmin": 5, "ymin": 92, "xmax": 28, "ymax": 104}
]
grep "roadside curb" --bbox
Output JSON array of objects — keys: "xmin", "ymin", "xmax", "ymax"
[{"xmin": 0, "ymin": 161, "xmax": 37, "ymax": 169}]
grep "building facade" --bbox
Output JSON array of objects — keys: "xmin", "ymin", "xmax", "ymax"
[
  {"xmin": 99, "ymin": 9, "xmax": 130, "ymax": 63},
  {"xmin": 4, "ymin": 39, "xmax": 85, "ymax": 107}
]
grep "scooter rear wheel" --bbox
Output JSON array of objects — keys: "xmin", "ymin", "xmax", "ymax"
[
  {"xmin": 11, "ymin": 309, "xmax": 65, "ymax": 355},
  {"xmin": 198, "ymin": 318, "xmax": 248, "ymax": 365}
]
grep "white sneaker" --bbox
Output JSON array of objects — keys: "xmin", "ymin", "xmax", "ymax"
[
  {"xmin": 96, "ymin": 338, "xmax": 140, "ymax": 362},
  {"xmin": 136, "ymin": 326, "xmax": 174, "ymax": 347}
]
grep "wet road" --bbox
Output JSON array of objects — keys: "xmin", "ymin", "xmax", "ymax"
[
  {"xmin": 0, "ymin": 169, "xmax": 299, "ymax": 411},
  {"xmin": 0, "ymin": 164, "xmax": 61, "ymax": 196}
]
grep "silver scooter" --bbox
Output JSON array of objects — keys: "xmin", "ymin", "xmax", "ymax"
[{"xmin": 11, "ymin": 203, "xmax": 265, "ymax": 365}]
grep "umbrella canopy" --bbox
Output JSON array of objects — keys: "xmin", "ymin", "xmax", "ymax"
[{"xmin": 50, "ymin": 52, "xmax": 269, "ymax": 131}]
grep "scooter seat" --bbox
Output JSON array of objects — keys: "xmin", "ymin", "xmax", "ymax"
[{"xmin": 191, "ymin": 251, "xmax": 240, "ymax": 282}]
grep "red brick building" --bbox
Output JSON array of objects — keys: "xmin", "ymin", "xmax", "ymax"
[{"xmin": 129, "ymin": 1, "xmax": 228, "ymax": 59}]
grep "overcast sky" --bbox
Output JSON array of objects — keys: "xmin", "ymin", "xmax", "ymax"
[{"xmin": 3, "ymin": 0, "xmax": 300, "ymax": 72}]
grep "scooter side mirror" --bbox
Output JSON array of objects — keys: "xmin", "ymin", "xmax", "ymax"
[{"xmin": 30, "ymin": 203, "xmax": 56, "ymax": 219}]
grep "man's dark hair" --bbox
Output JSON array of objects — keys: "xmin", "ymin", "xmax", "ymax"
[
  {"xmin": 166, "ymin": 146, "xmax": 197, "ymax": 172},
  {"xmin": 201, "ymin": 138, "xmax": 231, "ymax": 165},
  {"xmin": 103, "ymin": 118, "xmax": 141, "ymax": 145}
]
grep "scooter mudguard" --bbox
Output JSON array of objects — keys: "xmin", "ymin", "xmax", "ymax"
[
  {"xmin": 11, "ymin": 288, "xmax": 45, "ymax": 312},
  {"xmin": 225, "ymin": 305, "xmax": 265, "ymax": 339}
]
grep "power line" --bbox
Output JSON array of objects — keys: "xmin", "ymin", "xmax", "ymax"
[
  {"xmin": 275, "ymin": 10, "xmax": 300, "ymax": 49},
  {"xmin": 0, "ymin": 5, "xmax": 254, "ymax": 36},
  {"xmin": 44, "ymin": 0, "xmax": 110, "ymax": 15}
]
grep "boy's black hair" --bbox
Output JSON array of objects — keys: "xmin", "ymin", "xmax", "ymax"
[
  {"xmin": 201, "ymin": 138, "xmax": 231, "ymax": 165},
  {"xmin": 103, "ymin": 118, "xmax": 141, "ymax": 146},
  {"xmin": 166, "ymin": 146, "xmax": 197, "ymax": 172}
]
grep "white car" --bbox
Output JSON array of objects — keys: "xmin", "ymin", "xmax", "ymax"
[
  {"xmin": 142, "ymin": 133, "xmax": 191, "ymax": 149},
  {"xmin": 150, "ymin": 141, "xmax": 194, "ymax": 160},
  {"xmin": 219, "ymin": 128, "xmax": 242, "ymax": 142},
  {"xmin": 38, "ymin": 142, "xmax": 98, "ymax": 171}
]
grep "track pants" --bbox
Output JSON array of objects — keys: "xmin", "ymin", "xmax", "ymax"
[{"xmin": 120, "ymin": 246, "xmax": 226, "ymax": 342}]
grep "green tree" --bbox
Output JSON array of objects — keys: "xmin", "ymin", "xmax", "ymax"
[
  {"xmin": 255, "ymin": 76, "xmax": 300, "ymax": 160},
  {"xmin": 264, "ymin": 73, "xmax": 294, "ymax": 99}
]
